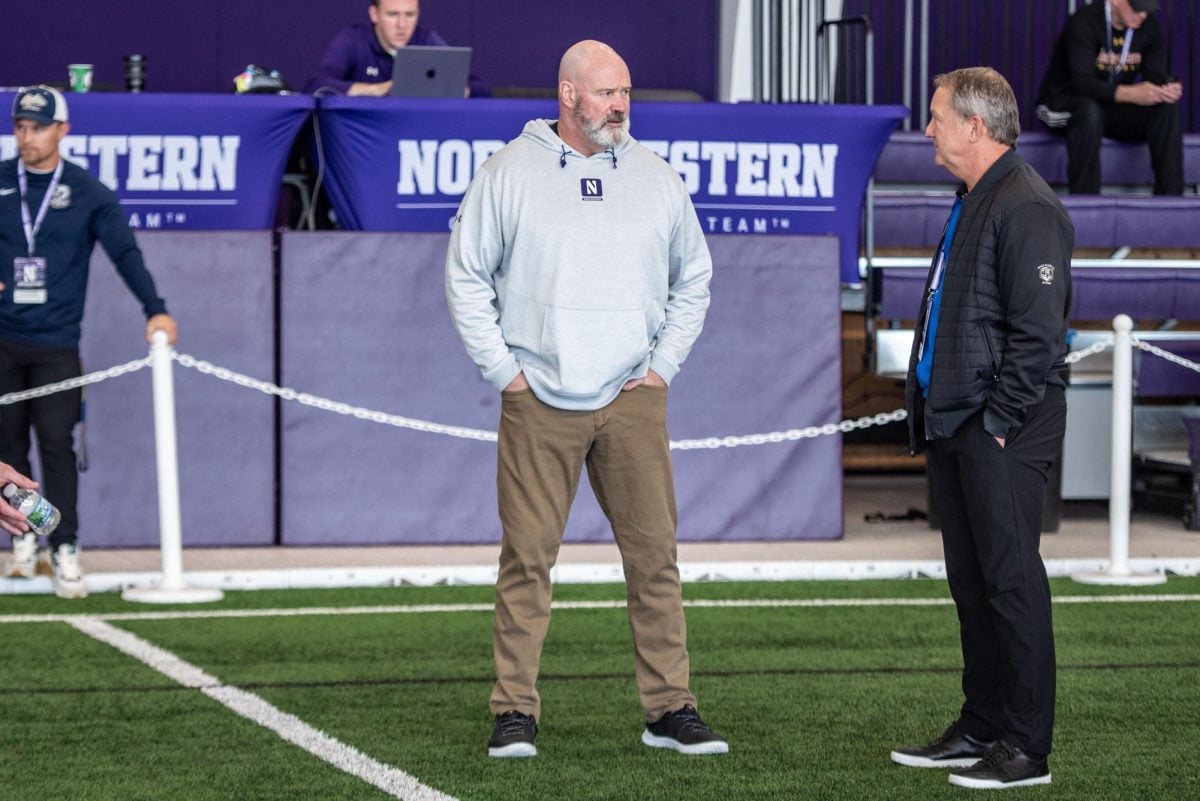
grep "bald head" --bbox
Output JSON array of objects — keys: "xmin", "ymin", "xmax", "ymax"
[
  {"xmin": 556, "ymin": 40, "xmax": 633, "ymax": 156},
  {"xmin": 558, "ymin": 40, "xmax": 627, "ymax": 84}
]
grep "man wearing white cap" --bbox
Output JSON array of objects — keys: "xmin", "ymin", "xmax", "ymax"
[{"xmin": 1, "ymin": 86, "xmax": 177, "ymax": 598}]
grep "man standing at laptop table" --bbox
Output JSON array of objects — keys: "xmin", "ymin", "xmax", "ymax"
[{"xmin": 305, "ymin": 0, "xmax": 489, "ymax": 97}]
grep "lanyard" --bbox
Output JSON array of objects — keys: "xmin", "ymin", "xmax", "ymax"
[
  {"xmin": 917, "ymin": 196, "xmax": 964, "ymax": 362},
  {"xmin": 16, "ymin": 159, "xmax": 64, "ymax": 258},
  {"xmin": 1104, "ymin": 1, "xmax": 1134, "ymax": 84},
  {"xmin": 927, "ymin": 196, "xmax": 963, "ymax": 296}
]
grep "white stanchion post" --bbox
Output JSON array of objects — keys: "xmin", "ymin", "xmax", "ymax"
[
  {"xmin": 1073, "ymin": 314, "xmax": 1166, "ymax": 586},
  {"xmin": 122, "ymin": 331, "xmax": 224, "ymax": 603}
]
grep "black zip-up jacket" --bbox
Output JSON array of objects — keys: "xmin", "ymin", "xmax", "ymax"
[
  {"xmin": 905, "ymin": 149, "xmax": 1074, "ymax": 455},
  {"xmin": 0, "ymin": 158, "xmax": 167, "ymax": 350}
]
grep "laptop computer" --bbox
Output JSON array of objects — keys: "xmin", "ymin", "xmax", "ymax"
[{"xmin": 389, "ymin": 46, "xmax": 472, "ymax": 98}]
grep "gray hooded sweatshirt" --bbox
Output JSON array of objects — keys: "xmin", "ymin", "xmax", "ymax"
[{"xmin": 445, "ymin": 118, "xmax": 712, "ymax": 412}]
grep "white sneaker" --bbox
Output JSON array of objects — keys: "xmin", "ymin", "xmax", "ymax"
[
  {"xmin": 50, "ymin": 543, "xmax": 88, "ymax": 599},
  {"xmin": 4, "ymin": 532, "xmax": 39, "ymax": 579}
]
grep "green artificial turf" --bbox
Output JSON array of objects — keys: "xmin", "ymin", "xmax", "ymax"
[{"xmin": 1, "ymin": 578, "xmax": 1197, "ymax": 800}]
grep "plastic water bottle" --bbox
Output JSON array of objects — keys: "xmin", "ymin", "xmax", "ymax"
[{"xmin": 2, "ymin": 483, "xmax": 61, "ymax": 536}]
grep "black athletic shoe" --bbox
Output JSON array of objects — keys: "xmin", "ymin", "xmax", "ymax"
[
  {"xmin": 642, "ymin": 705, "xmax": 729, "ymax": 755},
  {"xmin": 488, "ymin": 711, "xmax": 537, "ymax": 758},
  {"xmin": 890, "ymin": 723, "xmax": 996, "ymax": 768},
  {"xmin": 949, "ymin": 740, "xmax": 1051, "ymax": 789}
]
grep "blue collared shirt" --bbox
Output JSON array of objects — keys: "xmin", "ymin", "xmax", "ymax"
[{"xmin": 916, "ymin": 196, "xmax": 964, "ymax": 396}]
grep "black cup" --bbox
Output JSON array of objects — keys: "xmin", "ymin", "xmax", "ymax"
[{"xmin": 124, "ymin": 54, "xmax": 146, "ymax": 93}]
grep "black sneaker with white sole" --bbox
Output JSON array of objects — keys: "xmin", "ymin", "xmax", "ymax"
[
  {"xmin": 949, "ymin": 740, "xmax": 1051, "ymax": 789},
  {"xmin": 642, "ymin": 705, "xmax": 728, "ymax": 755},
  {"xmin": 890, "ymin": 723, "xmax": 995, "ymax": 768},
  {"xmin": 488, "ymin": 711, "xmax": 537, "ymax": 758}
]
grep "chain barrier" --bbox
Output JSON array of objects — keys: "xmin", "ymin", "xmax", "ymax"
[
  {"xmin": 171, "ymin": 353, "xmax": 498, "ymax": 443},
  {"xmin": 0, "ymin": 356, "xmax": 151, "ymax": 407},
  {"xmin": 170, "ymin": 354, "xmax": 912, "ymax": 450},
  {"xmin": 0, "ymin": 338, "xmax": 1171, "ymax": 452},
  {"xmin": 668, "ymin": 409, "xmax": 910, "ymax": 450},
  {"xmin": 1064, "ymin": 338, "xmax": 1111, "ymax": 365},
  {"xmin": 1133, "ymin": 338, "xmax": 1200, "ymax": 375}
]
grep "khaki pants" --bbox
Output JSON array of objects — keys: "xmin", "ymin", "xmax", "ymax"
[{"xmin": 490, "ymin": 384, "xmax": 695, "ymax": 723}]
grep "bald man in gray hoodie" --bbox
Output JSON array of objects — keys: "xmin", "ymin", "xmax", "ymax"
[{"xmin": 446, "ymin": 40, "xmax": 723, "ymax": 759}]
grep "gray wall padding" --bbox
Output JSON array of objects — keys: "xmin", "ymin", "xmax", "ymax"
[
  {"xmin": 78, "ymin": 231, "xmax": 276, "ymax": 548},
  {"xmin": 279, "ymin": 232, "xmax": 843, "ymax": 545}
]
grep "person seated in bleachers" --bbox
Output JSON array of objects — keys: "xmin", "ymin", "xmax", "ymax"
[
  {"xmin": 305, "ymin": 0, "xmax": 489, "ymax": 97},
  {"xmin": 1035, "ymin": 0, "xmax": 1183, "ymax": 195}
]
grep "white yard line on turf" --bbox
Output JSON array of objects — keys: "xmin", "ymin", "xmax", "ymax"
[
  {"xmin": 68, "ymin": 618, "xmax": 459, "ymax": 801},
  {"xmin": 3, "ymin": 594, "xmax": 1199, "ymax": 625}
]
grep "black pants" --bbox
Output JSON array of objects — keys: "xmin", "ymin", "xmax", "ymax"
[
  {"xmin": 0, "ymin": 338, "xmax": 82, "ymax": 549},
  {"xmin": 1043, "ymin": 95, "xmax": 1183, "ymax": 195},
  {"xmin": 926, "ymin": 385, "xmax": 1066, "ymax": 757}
]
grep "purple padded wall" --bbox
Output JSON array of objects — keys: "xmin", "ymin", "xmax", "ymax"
[
  {"xmin": 278, "ymin": 232, "xmax": 843, "ymax": 545},
  {"xmin": 79, "ymin": 232, "xmax": 276, "ymax": 547}
]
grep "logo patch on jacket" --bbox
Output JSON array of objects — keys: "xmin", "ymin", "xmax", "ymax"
[
  {"xmin": 1037, "ymin": 264, "xmax": 1055, "ymax": 285},
  {"xmin": 580, "ymin": 178, "xmax": 603, "ymax": 201},
  {"xmin": 49, "ymin": 185, "xmax": 71, "ymax": 209}
]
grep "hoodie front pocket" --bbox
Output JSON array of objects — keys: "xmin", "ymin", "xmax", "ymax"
[{"xmin": 540, "ymin": 305, "xmax": 649, "ymax": 396}]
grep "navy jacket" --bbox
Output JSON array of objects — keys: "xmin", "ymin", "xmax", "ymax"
[{"xmin": 0, "ymin": 158, "xmax": 167, "ymax": 350}]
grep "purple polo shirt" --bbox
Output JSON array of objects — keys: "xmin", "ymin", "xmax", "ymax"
[{"xmin": 305, "ymin": 22, "xmax": 490, "ymax": 97}]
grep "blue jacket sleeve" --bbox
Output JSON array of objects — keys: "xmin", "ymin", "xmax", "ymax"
[{"xmin": 90, "ymin": 187, "xmax": 167, "ymax": 319}]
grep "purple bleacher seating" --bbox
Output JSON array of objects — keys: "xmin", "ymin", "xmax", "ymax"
[
  {"xmin": 872, "ymin": 193, "xmax": 955, "ymax": 248},
  {"xmin": 1176, "ymin": 271, "xmax": 1200, "ymax": 315},
  {"xmin": 880, "ymin": 267, "xmax": 1199, "ymax": 324},
  {"xmin": 1070, "ymin": 269, "xmax": 1180, "ymax": 320},
  {"xmin": 875, "ymin": 131, "xmax": 1200, "ymax": 187},
  {"xmin": 1137, "ymin": 339, "xmax": 1200, "ymax": 397},
  {"xmin": 874, "ymin": 193, "xmax": 1200, "ymax": 249},
  {"xmin": 873, "ymin": 133, "xmax": 1200, "ymax": 248},
  {"xmin": 873, "ymin": 132, "xmax": 1200, "ymax": 325},
  {"xmin": 876, "ymin": 267, "xmax": 927, "ymax": 320}
]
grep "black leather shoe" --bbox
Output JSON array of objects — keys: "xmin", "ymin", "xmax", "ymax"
[
  {"xmin": 949, "ymin": 740, "xmax": 1051, "ymax": 789},
  {"xmin": 890, "ymin": 723, "xmax": 996, "ymax": 768}
]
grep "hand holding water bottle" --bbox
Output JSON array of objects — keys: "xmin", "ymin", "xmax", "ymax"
[
  {"xmin": 0, "ymin": 463, "xmax": 38, "ymax": 536},
  {"xmin": 2, "ymin": 468, "xmax": 58, "ymax": 537}
]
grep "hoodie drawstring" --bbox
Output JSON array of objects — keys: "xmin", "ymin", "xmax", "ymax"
[{"xmin": 557, "ymin": 143, "xmax": 618, "ymax": 169}]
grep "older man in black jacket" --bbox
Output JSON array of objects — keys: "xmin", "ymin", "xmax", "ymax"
[{"xmin": 890, "ymin": 67, "xmax": 1074, "ymax": 791}]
